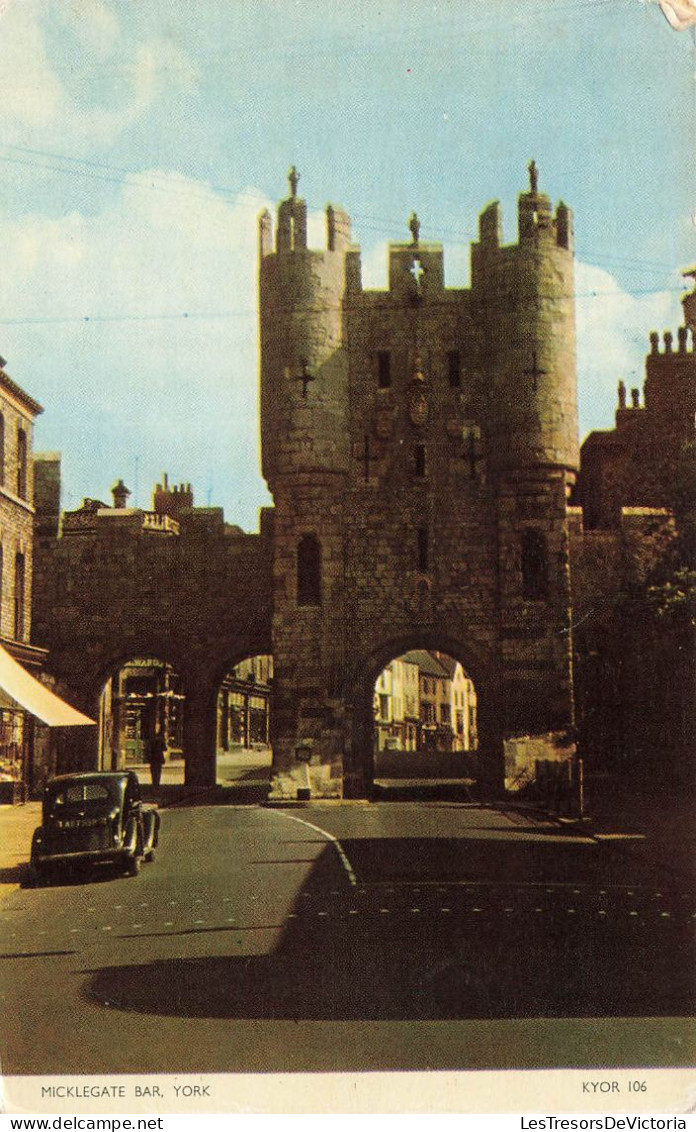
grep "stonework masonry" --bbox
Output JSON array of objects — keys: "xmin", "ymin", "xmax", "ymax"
[
  {"xmin": 29, "ymin": 169, "xmax": 693, "ymax": 798},
  {"xmin": 260, "ymin": 167, "xmax": 579, "ymax": 798},
  {"xmin": 32, "ymin": 462, "xmax": 273, "ymax": 788}
]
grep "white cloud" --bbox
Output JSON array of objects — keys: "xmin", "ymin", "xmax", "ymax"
[
  {"xmin": 0, "ymin": 174, "xmax": 273, "ymax": 529},
  {"xmin": 0, "ymin": 2, "xmax": 198, "ymax": 145}
]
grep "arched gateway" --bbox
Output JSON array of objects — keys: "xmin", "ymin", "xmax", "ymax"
[
  {"xmin": 259, "ymin": 166, "xmax": 578, "ymax": 800},
  {"xmin": 33, "ymin": 165, "xmax": 580, "ymax": 800}
]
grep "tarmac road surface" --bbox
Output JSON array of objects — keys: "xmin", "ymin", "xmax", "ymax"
[{"xmin": 0, "ymin": 800, "xmax": 693, "ymax": 1075}]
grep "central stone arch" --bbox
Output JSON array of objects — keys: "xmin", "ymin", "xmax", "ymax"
[{"xmin": 343, "ymin": 631, "xmax": 504, "ymax": 799}]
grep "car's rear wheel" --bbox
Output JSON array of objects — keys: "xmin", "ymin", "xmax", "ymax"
[{"xmin": 126, "ymin": 852, "xmax": 140, "ymax": 876}]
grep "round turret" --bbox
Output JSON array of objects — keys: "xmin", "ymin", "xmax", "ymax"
[
  {"xmin": 471, "ymin": 164, "xmax": 579, "ymax": 473},
  {"xmin": 259, "ymin": 170, "xmax": 353, "ymax": 493}
]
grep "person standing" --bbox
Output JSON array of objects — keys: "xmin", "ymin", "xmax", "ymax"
[{"xmin": 148, "ymin": 728, "xmax": 166, "ymax": 789}]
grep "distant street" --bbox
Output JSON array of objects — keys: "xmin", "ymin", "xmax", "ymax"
[{"xmin": 0, "ymin": 800, "xmax": 693, "ymax": 1074}]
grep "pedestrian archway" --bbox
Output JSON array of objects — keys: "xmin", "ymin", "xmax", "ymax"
[
  {"xmin": 98, "ymin": 657, "xmax": 185, "ymax": 786},
  {"xmin": 215, "ymin": 655, "xmax": 273, "ymax": 788}
]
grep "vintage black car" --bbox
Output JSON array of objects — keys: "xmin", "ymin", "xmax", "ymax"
[{"xmin": 29, "ymin": 771, "xmax": 160, "ymax": 882}]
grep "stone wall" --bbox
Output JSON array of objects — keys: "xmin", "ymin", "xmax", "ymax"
[
  {"xmin": 31, "ymin": 475, "xmax": 273, "ymax": 787},
  {"xmin": 260, "ymin": 168, "xmax": 580, "ymax": 799}
]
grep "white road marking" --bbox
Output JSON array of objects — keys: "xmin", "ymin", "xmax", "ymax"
[
  {"xmin": 164, "ymin": 921, "xmax": 174, "ymax": 927},
  {"xmin": 270, "ymin": 811, "xmax": 357, "ymax": 886},
  {"xmin": 348, "ymin": 909, "xmax": 358, "ymax": 915},
  {"xmin": 101, "ymin": 926, "xmax": 112, "ymax": 932}
]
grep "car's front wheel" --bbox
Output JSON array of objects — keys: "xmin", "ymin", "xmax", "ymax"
[{"xmin": 123, "ymin": 821, "xmax": 142, "ymax": 877}]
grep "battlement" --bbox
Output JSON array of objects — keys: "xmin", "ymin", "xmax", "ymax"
[
  {"xmin": 476, "ymin": 162, "xmax": 573, "ymax": 254},
  {"xmin": 259, "ymin": 167, "xmax": 352, "ymax": 259}
]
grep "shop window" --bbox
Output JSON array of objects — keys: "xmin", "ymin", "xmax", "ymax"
[{"xmin": 297, "ymin": 534, "xmax": 321, "ymax": 606}]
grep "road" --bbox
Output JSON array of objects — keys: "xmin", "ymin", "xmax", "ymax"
[{"xmin": 0, "ymin": 801, "xmax": 693, "ymax": 1074}]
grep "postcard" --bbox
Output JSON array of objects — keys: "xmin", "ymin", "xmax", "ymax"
[{"xmin": 0, "ymin": 0, "xmax": 694, "ymax": 1118}]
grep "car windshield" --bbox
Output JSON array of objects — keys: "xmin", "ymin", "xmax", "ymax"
[{"xmin": 47, "ymin": 780, "xmax": 120, "ymax": 809}]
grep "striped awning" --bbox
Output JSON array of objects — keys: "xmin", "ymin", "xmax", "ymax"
[{"xmin": 0, "ymin": 643, "xmax": 94, "ymax": 727}]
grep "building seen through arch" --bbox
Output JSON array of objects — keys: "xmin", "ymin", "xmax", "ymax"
[
  {"xmin": 217, "ymin": 655, "xmax": 273, "ymax": 752},
  {"xmin": 99, "ymin": 659, "xmax": 184, "ymax": 771},
  {"xmin": 374, "ymin": 650, "xmax": 477, "ymax": 756}
]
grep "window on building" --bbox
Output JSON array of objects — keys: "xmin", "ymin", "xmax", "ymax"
[
  {"xmin": 414, "ymin": 444, "xmax": 426, "ymax": 477},
  {"xmin": 521, "ymin": 528, "xmax": 549, "ymax": 600},
  {"xmin": 297, "ymin": 534, "xmax": 321, "ymax": 606},
  {"xmin": 377, "ymin": 351, "xmax": 391, "ymax": 389},
  {"xmin": 448, "ymin": 351, "xmax": 461, "ymax": 388},
  {"xmin": 417, "ymin": 526, "xmax": 429, "ymax": 572},
  {"xmin": 16, "ymin": 427, "xmax": 27, "ymax": 500},
  {"xmin": 14, "ymin": 551, "xmax": 25, "ymax": 640},
  {"xmin": 440, "ymin": 703, "xmax": 451, "ymax": 725}
]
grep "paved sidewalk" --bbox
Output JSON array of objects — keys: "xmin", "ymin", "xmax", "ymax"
[{"xmin": 0, "ymin": 800, "xmax": 40, "ymax": 903}]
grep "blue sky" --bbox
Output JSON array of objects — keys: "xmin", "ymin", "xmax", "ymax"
[{"xmin": 0, "ymin": 0, "xmax": 693, "ymax": 530}]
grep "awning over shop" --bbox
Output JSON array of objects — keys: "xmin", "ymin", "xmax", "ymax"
[{"xmin": 0, "ymin": 643, "xmax": 95, "ymax": 727}]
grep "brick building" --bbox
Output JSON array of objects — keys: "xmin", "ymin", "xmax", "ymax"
[
  {"xmin": 0, "ymin": 364, "xmax": 94, "ymax": 798},
  {"xmin": 569, "ymin": 279, "xmax": 695, "ymax": 779},
  {"xmin": 574, "ymin": 327, "xmax": 695, "ymax": 529}
]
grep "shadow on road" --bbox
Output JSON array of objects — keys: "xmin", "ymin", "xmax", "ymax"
[{"xmin": 84, "ymin": 835, "xmax": 695, "ymax": 1029}]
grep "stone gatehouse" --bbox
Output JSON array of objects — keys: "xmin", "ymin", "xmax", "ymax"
[{"xmin": 30, "ymin": 165, "xmax": 693, "ymax": 798}]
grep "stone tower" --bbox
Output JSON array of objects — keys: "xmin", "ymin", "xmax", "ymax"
[{"xmin": 260, "ymin": 164, "xmax": 579, "ymax": 799}]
